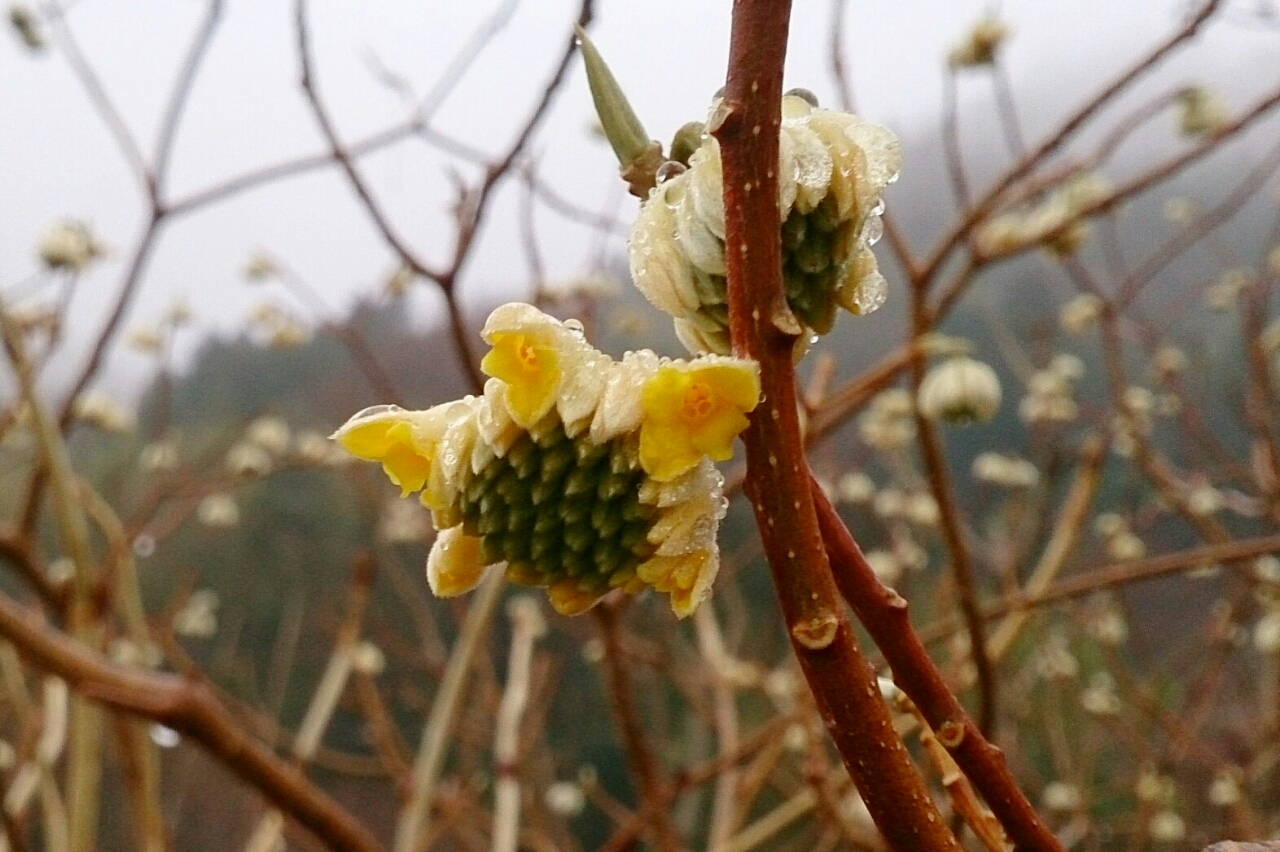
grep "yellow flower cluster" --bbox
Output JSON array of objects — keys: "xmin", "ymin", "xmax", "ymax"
[
  {"xmin": 628, "ymin": 93, "xmax": 901, "ymax": 354},
  {"xmin": 333, "ymin": 303, "xmax": 760, "ymax": 617}
]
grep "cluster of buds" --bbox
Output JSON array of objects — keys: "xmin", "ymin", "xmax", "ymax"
[
  {"xmin": 1093, "ymin": 512, "xmax": 1145, "ymax": 562},
  {"xmin": 334, "ymin": 304, "xmax": 759, "ymax": 617},
  {"xmin": 975, "ymin": 174, "xmax": 1111, "ymax": 259},
  {"xmin": 627, "ymin": 91, "xmax": 901, "ymax": 354},
  {"xmin": 971, "ymin": 451, "xmax": 1040, "ymax": 488},
  {"xmin": 948, "ymin": 16, "xmax": 1009, "ymax": 68},
  {"xmin": 1058, "ymin": 293, "xmax": 1103, "ymax": 336},
  {"xmin": 1019, "ymin": 354, "xmax": 1084, "ymax": 424}
]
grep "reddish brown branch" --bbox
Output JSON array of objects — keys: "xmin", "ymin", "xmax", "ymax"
[
  {"xmin": 716, "ymin": 2, "xmax": 959, "ymax": 849},
  {"xmin": 811, "ymin": 480, "xmax": 1065, "ymax": 852}
]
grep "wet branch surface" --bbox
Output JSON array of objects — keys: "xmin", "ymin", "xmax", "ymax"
[{"xmin": 716, "ymin": 1, "xmax": 960, "ymax": 849}]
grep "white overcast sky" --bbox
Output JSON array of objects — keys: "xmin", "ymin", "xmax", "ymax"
[{"xmin": 2, "ymin": 0, "xmax": 1276, "ymax": 399}]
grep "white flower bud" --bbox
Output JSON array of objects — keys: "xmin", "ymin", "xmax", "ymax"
[
  {"xmin": 1255, "ymin": 608, "xmax": 1280, "ymax": 654},
  {"xmin": 72, "ymin": 392, "xmax": 135, "ymax": 432},
  {"xmin": 197, "ymin": 493, "xmax": 240, "ymax": 528},
  {"xmin": 837, "ymin": 472, "xmax": 875, "ymax": 503},
  {"xmin": 1042, "ymin": 781, "xmax": 1082, "ymax": 812},
  {"xmin": 247, "ymin": 415, "xmax": 291, "ymax": 455},
  {"xmin": 972, "ymin": 452, "xmax": 1040, "ymax": 488},
  {"xmin": 1207, "ymin": 769, "xmax": 1242, "ymax": 807},
  {"xmin": 350, "ymin": 641, "xmax": 386, "ymax": 675},
  {"xmin": 226, "ymin": 442, "xmax": 273, "ymax": 477},
  {"xmin": 1148, "ymin": 810, "xmax": 1185, "ymax": 843},
  {"xmin": 628, "ymin": 95, "xmax": 901, "ymax": 353},
  {"xmin": 1059, "ymin": 294, "xmax": 1103, "ymax": 336},
  {"xmin": 545, "ymin": 781, "xmax": 585, "ymax": 817}
]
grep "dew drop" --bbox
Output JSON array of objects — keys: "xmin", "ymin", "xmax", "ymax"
[
  {"xmin": 150, "ymin": 725, "xmax": 181, "ymax": 748},
  {"xmin": 863, "ymin": 214, "xmax": 884, "ymax": 246},
  {"xmin": 655, "ymin": 160, "xmax": 687, "ymax": 184},
  {"xmin": 852, "ymin": 272, "xmax": 888, "ymax": 316}
]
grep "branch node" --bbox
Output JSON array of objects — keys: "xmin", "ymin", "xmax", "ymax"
[
  {"xmin": 790, "ymin": 612, "xmax": 840, "ymax": 650},
  {"xmin": 938, "ymin": 719, "xmax": 966, "ymax": 749}
]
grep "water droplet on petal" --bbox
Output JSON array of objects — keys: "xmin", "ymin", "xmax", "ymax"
[
  {"xmin": 784, "ymin": 87, "xmax": 819, "ymax": 108},
  {"xmin": 864, "ymin": 215, "xmax": 884, "ymax": 246},
  {"xmin": 563, "ymin": 318, "xmax": 585, "ymax": 336},
  {"xmin": 349, "ymin": 404, "xmax": 405, "ymax": 422},
  {"xmin": 853, "ymin": 273, "xmax": 888, "ymax": 315}
]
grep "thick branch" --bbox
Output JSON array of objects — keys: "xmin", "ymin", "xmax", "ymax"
[{"xmin": 716, "ymin": 2, "xmax": 959, "ymax": 850}]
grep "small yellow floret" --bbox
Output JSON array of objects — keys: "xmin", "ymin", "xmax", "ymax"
[
  {"xmin": 427, "ymin": 527, "xmax": 489, "ymax": 597},
  {"xmin": 332, "ymin": 409, "xmax": 434, "ymax": 496},
  {"xmin": 482, "ymin": 331, "xmax": 562, "ymax": 426},
  {"xmin": 639, "ymin": 362, "xmax": 760, "ymax": 481}
]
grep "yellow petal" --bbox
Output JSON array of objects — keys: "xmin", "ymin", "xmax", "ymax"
[
  {"xmin": 481, "ymin": 330, "xmax": 562, "ymax": 427},
  {"xmin": 546, "ymin": 580, "xmax": 605, "ymax": 616},
  {"xmin": 332, "ymin": 406, "xmax": 437, "ymax": 496},
  {"xmin": 426, "ymin": 527, "xmax": 490, "ymax": 597},
  {"xmin": 639, "ymin": 360, "xmax": 760, "ymax": 481}
]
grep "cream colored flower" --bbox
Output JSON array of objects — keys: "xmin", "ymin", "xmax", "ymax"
[
  {"xmin": 335, "ymin": 303, "xmax": 759, "ymax": 617},
  {"xmin": 126, "ymin": 327, "xmax": 165, "ymax": 354},
  {"xmin": 244, "ymin": 252, "xmax": 278, "ymax": 281},
  {"xmin": 1059, "ymin": 293, "xmax": 1103, "ymax": 336},
  {"xmin": 836, "ymin": 472, "xmax": 875, "ymax": 503},
  {"xmin": 72, "ymin": 392, "xmax": 135, "ymax": 433},
  {"xmin": 917, "ymin": 356, "xmax": 1001, "ymax": 424},
  {"xmin": 196, "ymin": 494, "xmax": 239, "ymax": 528},
  {"xmin": 246, "ymin": 415, "xmax": 291, "ymax": 455},
  {"xmin": 139, "ymin": 439, "xmax": 179, "ymax": 472},
  {"xmin": 1042, "ymin": 781, "xmax": 1082, "ymax": 813},
  {"xmin": 1148, "ymin": 810, "xmax": 1185, "ymax": 843},
  {"xmin": 1177, "ymin": 86, "xmax": 1230, "ymax": 138},
  {"xmin": 38, "ymin": 220, "xmax": 105, "ymax": 271},
  {"xmin": 174, "ymin": 590, "xmax": 219, "ymax": 638},
  {"xmin": 859, "ymin": 388, "xmax": 916, "ymax": 450},
  {"xmin": 629, "ymin": 93, "xmax": 900, "ymax": 354},
  {"xmin": 226, "ymin": 442, "xmax": 273, "ymax": 478},
  {"xmin": 1208, "ymin": 769, "xmax": 1242, "ymax": 807}
]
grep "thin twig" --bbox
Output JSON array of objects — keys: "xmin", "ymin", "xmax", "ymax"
[
  {"xmin": 393, "ymin": 569, "xmax": 504, "ymax": 852},
  {"xmin": 0, "ymin": 594, "xmax": 385, "ymax": 852},
  {"xmin": 594, "ymin": 602, "xmax": 681, "ymax": 852}
]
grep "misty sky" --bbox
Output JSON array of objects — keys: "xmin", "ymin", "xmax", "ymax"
[{"xmin": 2, "ymin": 0, "xmax": 1276, "ymax": 399}]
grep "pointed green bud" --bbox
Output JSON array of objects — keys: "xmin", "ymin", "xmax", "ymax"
[
  {"xmin": 575, "ymin": 25, "xmax": 650, "ymax": 167},
  {"xmin": 576, "ymin": 25, "xmax": 665, "ymax": 198}
]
